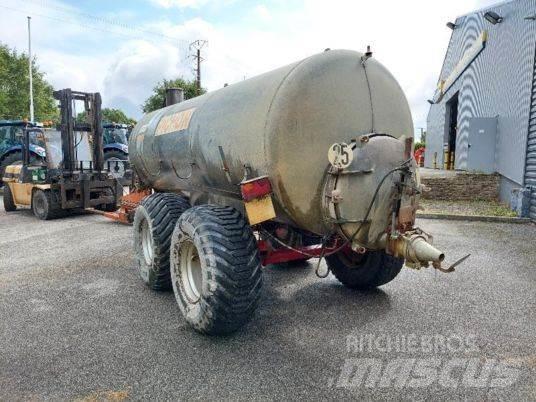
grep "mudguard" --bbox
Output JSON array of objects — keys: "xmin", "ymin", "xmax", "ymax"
[
  {"xmin": 1, "ymin": 144, "xmax": 46, "ymax": 160},
  {"xmin": 104, "ymin": 143, "xmax": 128, "ymax": 155}
]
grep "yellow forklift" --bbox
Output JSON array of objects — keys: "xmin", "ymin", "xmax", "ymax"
[{"xmin": 2, "ymin": 89, "xmax": 123, "ymax": 220}]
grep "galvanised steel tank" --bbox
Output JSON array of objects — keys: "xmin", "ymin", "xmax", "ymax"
[{"xmin": 129, "ymin": 49, "xmax": 414, "ymax": 246}]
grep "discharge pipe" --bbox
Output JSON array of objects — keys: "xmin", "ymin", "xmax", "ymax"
[
  {"xmin": 404, "ymin": 234, "xmax": 445, "ymax": 264},
  {"xmin": 388, "ymin": 230, "xmax": 445, "ymax": 268}
]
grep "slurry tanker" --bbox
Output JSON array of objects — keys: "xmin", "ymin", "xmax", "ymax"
[{"xmin": 129, "ymin": 49, "xmax": 465, "ymax": 335}]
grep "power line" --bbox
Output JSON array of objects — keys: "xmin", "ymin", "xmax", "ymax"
[
  {"xmin": 24, "ymin": 0, "xmax": 189, "ymax": 45},
  {"xmin": 0, "ymin": 2, "xmax": 186, "ymax": 48}
]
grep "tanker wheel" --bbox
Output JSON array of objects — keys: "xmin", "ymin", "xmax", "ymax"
[
  {"xmin": 170, "ymin": 205, "xmax": 262, "ymax": 335},
  {"xmin": 3, "ymin": 184, "xmax": 17, "ymax": 212},
  {"xmin": 326, "ymin": 249, "xmax": 404, "ymax": 290},
  {"xmin": 133, "ymin": 192, "xmax": 190, "ymax": 291},
  {"xmin": 32, "ymin": 189, "xmax": 62, "ymax": 220}
]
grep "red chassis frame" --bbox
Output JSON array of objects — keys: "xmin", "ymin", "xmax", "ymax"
[
  {"xmin": 257, "ymin": 238, "xmax": 342, "ymax": 266},
  {"xmin": 100, "ymin": 189, "xmax": 343, "ymax": 267}
]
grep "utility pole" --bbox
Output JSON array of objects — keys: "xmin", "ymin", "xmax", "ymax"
[
  {"xmin": 27, "ymin": 16, "xmax": 34, "ymax": 122},
  {"xmin": 189, "ymin": 40, "xmax": 207, "ymax": 95}
]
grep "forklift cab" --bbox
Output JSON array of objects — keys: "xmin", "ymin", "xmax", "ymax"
[{"xmin": 2, "ymin": 89, "xmax": 124, "ymax": 220}]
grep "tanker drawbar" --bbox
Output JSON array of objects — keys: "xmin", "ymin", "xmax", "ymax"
[{"xmin": 129, "ymin": 49, "xmax": 469, "ymax": 335}]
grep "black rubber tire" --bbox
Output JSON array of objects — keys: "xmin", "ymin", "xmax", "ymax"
[
  {"xmin": 326, "ymin": 250, "xmax": 404, "ymax": 290},
  {"xmin": 133, "ymin": 192, "xmax": 190, "ymax": 291},
  {"xmin": 31, "ymin": 189, "xmax": 62, "ymax": 220},
  {"xmin": 170, "ymin": 205, "xmax": 263, "ymax": 335},
  {"xmin": 3, "ymin": 184, "xmax": 17, "ymax": 212}
]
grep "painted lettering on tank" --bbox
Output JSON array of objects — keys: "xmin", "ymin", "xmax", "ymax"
[{"xmin": 155, "ymin": 108, "xmax": 196, "ymax": 136}]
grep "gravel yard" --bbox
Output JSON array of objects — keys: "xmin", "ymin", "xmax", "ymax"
[{"xmin": 419, "ymin": 199, "xmax": 518, "ymax": 217}]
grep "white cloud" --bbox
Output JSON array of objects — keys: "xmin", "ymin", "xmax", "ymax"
[
  {"xmin": 0, "ymin": 0, "xmax": 499, "ymax": 126},
  {"xmin": 253, "ymin": 5, "xmax": 272, "ymax": 22},
  {"xmin": 150, "ymin": 0, "xmax": 211, "ymax": 9}
]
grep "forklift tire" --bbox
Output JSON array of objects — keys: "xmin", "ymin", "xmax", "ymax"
[
  {"xmin": 170, "ymin": 205, "xmax": 263, "ymax": 335},
  {"xmin": 3, "ymin": 185, "xmax": 17, "ymax": 212},
  {"xmin": 326, "ymin": 249, "xmax": 404, "ymax": 290},
  {"xmin": 32, "ymin": 189, "xmax": 62, "ymax": 220},
  {"xmin": 133, "ymin": 192, "xmax": 190, "ymax": 291}
]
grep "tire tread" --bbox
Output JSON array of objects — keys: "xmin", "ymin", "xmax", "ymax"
[
  {"xmin": 327, "ymin": 250, "xmax": 403, "ymax": 290},
  {"xmin": 173, "ymin": 205, "xmax": 262, "ymax": 335},
  {"xmin": 133, "ymin": 192, "xmax": 190, "ymax": 290}
]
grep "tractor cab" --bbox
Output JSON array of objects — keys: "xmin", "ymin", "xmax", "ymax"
[
  {"xmin": 103, "ymin": 123, "xmax": 130, "ymax": 145},
  {"xmin": 102, "ymin": 123, "xmax": 130, "ymax": 179},
  {"xmin": 2, "ymin": 89, "xmax": 124, "ymax": 220},
  {"xmin": 0, "ymin": 120, "xmax": 47, "ymax": 184}
]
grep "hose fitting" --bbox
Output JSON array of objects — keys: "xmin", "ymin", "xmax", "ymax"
[{"xmin": 388, "ymin": 228, "xmax": 444, "ymax": 269}]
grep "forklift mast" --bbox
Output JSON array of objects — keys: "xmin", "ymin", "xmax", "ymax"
[{"xmin": 53, "ymin": 89, "xmax": 104, "ymax": 172}]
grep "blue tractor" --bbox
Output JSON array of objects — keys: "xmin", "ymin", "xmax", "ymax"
[
  {"xmin": 0, "ymin": 120, "xmax": 130, "ymax": 185},
  {"xmin": 102, "ymin": 123, "xmax": 130, "ymax": 178},
  {"xmin": 0, "ymin": 120, "xmax": 47, "ymax": 186}
]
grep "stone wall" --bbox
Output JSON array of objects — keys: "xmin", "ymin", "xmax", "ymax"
[{"xmin": 420, "ymin": 173, "xmax": 500, "ymax": 201}]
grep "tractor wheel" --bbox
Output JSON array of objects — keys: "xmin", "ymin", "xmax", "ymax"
[
  {"xmin": 103, "ymin": 150, "xmax": 127, "ymax": 179},
  {"xmin": 170, "ymin": 205, "xmax": 263, "ymax": 335},
  {"xmin": 133, "ymin": 192, "xmax": 190, "ymax": 291},
  {"xmin": 326, "ymin": 249, "xmax": 404, "ymax": 290},
  {"xmin": 32, "ymin": 189, "xmax": 62, "ymax": 220},
  {"xmin": 3, "ymin": 184, "xmax": 17, "ymax": 212}
]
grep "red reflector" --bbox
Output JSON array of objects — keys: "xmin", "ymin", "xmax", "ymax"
[{"xmin": 241, "ymin": 176, "xmax": 272, "ymax": 202}]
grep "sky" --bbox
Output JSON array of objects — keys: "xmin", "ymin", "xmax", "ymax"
[{"xmin": 0, "ymin": 0, "xmax": 499, "ymax": 138}]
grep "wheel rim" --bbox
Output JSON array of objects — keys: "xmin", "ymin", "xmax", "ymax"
[
  {"xmin": 179, "ymin": 240, "xmax": 202, "ymax": 303},
  {"xmin": 105, "ymin": 157, "xmax": 125, "ymax": 178},
  {"xmin": 140, "ymin": 219, "xmax": 154, "ymax": 266}
]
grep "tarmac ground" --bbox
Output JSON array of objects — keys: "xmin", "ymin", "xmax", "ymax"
[{"xmin": 1, "ymin": 198, "xmax": 535, "ymax": 400}]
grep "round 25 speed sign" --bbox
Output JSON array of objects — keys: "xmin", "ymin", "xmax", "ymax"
[{"xmin": 328, "ymin": 143, "xmax": 353, "ymax": 169}]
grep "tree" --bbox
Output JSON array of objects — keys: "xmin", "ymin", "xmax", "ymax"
[
  {"xmin": 103, "ymin": 108, "xmax": 136, "ymax": 125},
  {"xmin": 0, "ymin": 43, "xmax": 57, "ymax": 122},
  {"xmin": 77, "ymin": 108, "xmax": 136, "ymax": 125},
  {"xmin": 142, "ymin": 78, "xmax": 205, "ymax": 113},
  {"xmin": 76, "ymin": 108, "xmax": 136, "ymax": 125},
  {"xmin": 414, "ymin": 141, "xmax": 425, "ymax": 151}
]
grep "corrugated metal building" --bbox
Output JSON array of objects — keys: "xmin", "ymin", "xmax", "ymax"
[{"xmin": 425, "ymin": 0, "xmax": 536, "ymax": 218}]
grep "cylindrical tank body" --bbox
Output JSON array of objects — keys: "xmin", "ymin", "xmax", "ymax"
[{"xmin": 129, "ymin": 49, "xmax": 414, "ymax": 240}]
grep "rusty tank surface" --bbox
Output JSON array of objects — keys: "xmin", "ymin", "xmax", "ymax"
[{"xmin": 129, "ymin": 49, "xmax": 465, "ymax": 335}]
